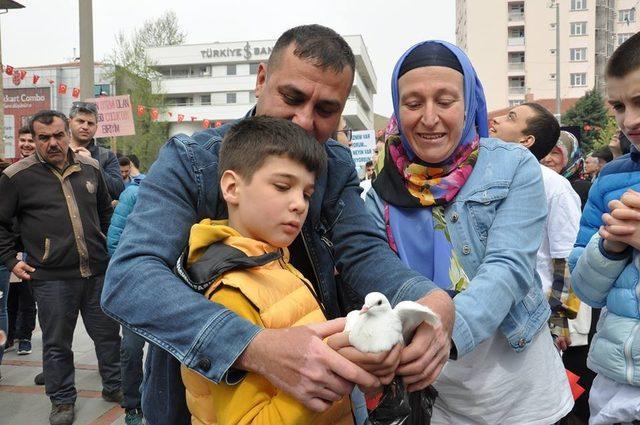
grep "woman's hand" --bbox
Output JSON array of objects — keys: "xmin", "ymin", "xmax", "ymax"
[{"xmin": 397, "ymin": 290, "xmax": 453, "ymax": 392}]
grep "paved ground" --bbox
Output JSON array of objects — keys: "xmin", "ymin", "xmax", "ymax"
[{"xmin": 1, "ymin": 319, "xmax": 130, "ymax": 425}]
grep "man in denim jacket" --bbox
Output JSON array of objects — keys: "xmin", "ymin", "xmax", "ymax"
[{"xmin": 102, "ymin": 24, "xmax": 454, "ymax": 424}]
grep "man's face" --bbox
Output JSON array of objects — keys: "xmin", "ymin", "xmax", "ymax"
[
  {"xmin": 365, "ymin": 164, "xmax": 374, "ymax": 179},
  {"xmin": 489, "ymin": 105, "xmax": 537, "ymax": 144},
  {"xmin": 120, "ymin": 164, "xmax": 131, "ymax": 181},
  {"xmin": 254, "ymin": 44, "xmax": 353, "ymax": 143},
  {"xmin": 18, "ymin": 132, "xmax": 36, "ymax": 157},
  {"xmin": 607, "ymin": 68, "xmax": 640, "ymax": 147},
  {"xmin": 584, "ymin": 156, "xmax": 601, "ymax": 175},
  {"xmin": 69, "ymin": 112, "xmax": 97, "ymax": 144},
  {"xmin": 33, "ymin": 117, "xmax": 70, "ymax": 169}
]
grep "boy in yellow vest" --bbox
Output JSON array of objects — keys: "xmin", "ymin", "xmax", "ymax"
[{"xmin": 177, "ymin": 116, "xmax": 355, "ymax": 424}]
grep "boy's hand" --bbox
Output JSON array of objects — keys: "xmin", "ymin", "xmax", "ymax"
[
  {"xmin": 235, "ymin": 318, "xmax": 380, "ymax": 413},
  {"xmin": 600, "ymin": 192, "xmax": 640, "ymax": 251},
  {"xmin": 327, "ymin": 331, "xmax": 401, "ymax": 385}
]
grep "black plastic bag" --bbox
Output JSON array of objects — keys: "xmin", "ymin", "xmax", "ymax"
[{"xmin": 365, "ymin": 377, "xmax": 437, "ymax": 425}]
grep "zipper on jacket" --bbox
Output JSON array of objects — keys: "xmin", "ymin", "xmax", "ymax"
[
  {"xmin": 301, "ymin": 229, "xmax": 328, "ymax": 316},
  {"xmin": 624, "ymin": 322, "xmax": 640, "ymax": 384}
]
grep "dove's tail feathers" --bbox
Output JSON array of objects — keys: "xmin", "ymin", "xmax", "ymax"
[{"xmin": 395, "ymin": 301, "xmax": 441, "ymax": 344}]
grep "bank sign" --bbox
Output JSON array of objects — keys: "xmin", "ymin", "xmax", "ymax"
[{"xmin": 199, "ymin": 41, "xmax": 274, "ymax": 62}]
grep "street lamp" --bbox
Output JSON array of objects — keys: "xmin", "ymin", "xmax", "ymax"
[{"xmin": 0, "ymin": 0, "xmax": 25, "ymax": 160}]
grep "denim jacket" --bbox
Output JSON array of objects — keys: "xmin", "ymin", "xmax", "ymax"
[
  {"xmin": 366, "ymin": 138, "xmax": 550, "ymax": 358},
  {"xmin": 101, "ymin": 118, "xmax": 440, "ymax": 423}
]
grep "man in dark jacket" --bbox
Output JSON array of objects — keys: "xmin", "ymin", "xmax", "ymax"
[
  {"xmin": 69, "ymin": 101, "xmax": 124, "ymax": 200},
  {"xmin": 0, "ymin": 110, "xmax": 121, "ymax": 425}
]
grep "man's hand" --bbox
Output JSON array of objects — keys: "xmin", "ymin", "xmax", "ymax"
[
  {"xmin": 235, "ymin": 318, "xmax": 380, "ymax": 412},
  {"xmin": 72, "ymin": 147, "xmax": 92, "ymax": 159},
  {"xmin": 12, "ymin": 261, "xmax": 35, "ymax": 280},
  {"xmin": 327, "ymin": 331, "xmax": 401, "ymax": 388},
  {"xmin": 397, "ymin": 290, "xmax": 454, "ymax": 392},
  {"xmin": 554, "ymin": 335, "xmax": 572, "ymax": 351}
]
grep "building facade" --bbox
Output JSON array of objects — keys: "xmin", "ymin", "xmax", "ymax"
[
  {"xmin": 456, "ymin": 0, "xmax": 638, "ymax": 112},
  {"xmin": 146, "ymin": 35, "xmax": 377, "ymax": 137}
]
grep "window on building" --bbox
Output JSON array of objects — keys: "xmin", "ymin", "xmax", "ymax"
[
  {"xmin": 197, "ymin": 66, "xmax": 210, "ymax": 77},
  {"xmin": 570, "ymin": 72, "xmax": 587, "ymax": 86},
  {"xmin": 249, "ymin": 91, "xmax": 256, "ymax": 103},
  {"xmin": 167, "ymin": 97, "xmax": 193, "ymax": 106},
  {"xmin": 226, "ymin": 92, "xmax": 237, "ymax": 104},
  {"xmin": 570, "ymin": 0, "xmax": 586, "ymax": 11},
  {"xmin": 570, "ymin": 22, "xmax": 587, "ymax": 35},
  {"xmin": 227, "ymin": 64, "xmax": 237, "ymax": 76},
  {"xmin": 618, "ymin": 33, "xmax": 634, "ymax": 45},
  {"xmin": 570, "ymin": 47, "xmax": 587, "ymax": 61},
  {"xmin": 249, "ymin": 63, "xmax": 260, "ymax": 75},
  {"xmin": 509, "ymin": 99, "xmax": 524, "ymax": 107},
  {"xmin": 200, "ymin": 94, "xmax": 211, "ymax": 105},
  {"xmin": 619, "ymin": 9, "xmax": 636, "ymax": 23},
  {"xmin": 94, "ymin": 84, "xmax": 110, "ymax": 97}
]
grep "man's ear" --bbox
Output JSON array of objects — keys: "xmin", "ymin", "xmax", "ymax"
[
  {"xmin": 520, "ymin": 134, "xmax": 536, "ymax": 149},
  {"xmin": 254, "ymin": 62, "xmax": 268, "ymax": 100},
  {"xmin": 220, "ymin": 170, "xmax": 242, "ymax": 206}
]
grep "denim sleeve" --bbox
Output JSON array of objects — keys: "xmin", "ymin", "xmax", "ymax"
[
  {"xmin": 451, "ymin": 151, "xmax": 547, "ymax": 357},
  {"xmin": 571, "ymin": 233, "xmax": 630, "ymax": 308},
  {"xmin": 329, "ymin": 160, "xmax": 439, "ymax": 307},
  {"xmin": 101, "ymin": 137, "xmax": 260, "ymax": 383}
]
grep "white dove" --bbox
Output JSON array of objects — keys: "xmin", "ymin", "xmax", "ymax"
[{"xmin": 344, "ymin": 292, "xmax": 440, "ymax": 353}]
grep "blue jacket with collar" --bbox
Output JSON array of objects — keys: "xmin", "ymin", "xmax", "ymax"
[
  {"xmin": 106, "ymin": 175, "xmax": 145, "ymax": 256},
  {"xmin": 365, "ymin": 138, "xmax": 550, "ymax": 358},
  {"xmin": 101, "ymin": 117, "xmax": 441, "ymax": 424}
]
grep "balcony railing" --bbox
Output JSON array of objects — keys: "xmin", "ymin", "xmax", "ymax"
[
  {"xmin": 507, "ymin": 37, "xmax": 525, "ymax": 46},
  {"xmin": 508, "ymin": 12, "xmax": 525, "ymax": 22},
  {"xmin": 508, "ymin": 87, "xmax": 526, "ymax": 95},
  {"xmin": 508, "ymin": 62, "xmax": 525, "ymax": 71}
]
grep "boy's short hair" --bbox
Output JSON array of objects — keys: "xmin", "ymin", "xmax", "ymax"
[
  {"xmin": 219, "ymin": 116, "xmax": 327, "ymax": 182},
  {"xmin": 521, "ymin": 102, "xmax": 561, "ymax": 161},
  {"xmin": 119, "ymin": 156, "xmax": 131, "ymax": 167},
  {"xmin": 18, "ymin": 126, "xmax": 31, "ymax": 136},
  {"xmin": 606, "ymin": 32, "xmax": 640, "ymax": 78}
]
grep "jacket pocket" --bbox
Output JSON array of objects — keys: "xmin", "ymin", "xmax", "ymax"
[
  {"xmin": 465, "ymin": 185, "xmax": 509, "ymax": 241},
  {"xmin": 42, "ymin": 237, "xmax": 51, "ymax": 263}
]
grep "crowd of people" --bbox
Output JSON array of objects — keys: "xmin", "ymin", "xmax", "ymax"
[{"xmin": 1, "ymin": 23, "xmax": 640, "ymax": 425}]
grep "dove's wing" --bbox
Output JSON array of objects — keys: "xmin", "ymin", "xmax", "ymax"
[
  {"xmin": 344, "ymin": 310, "xmax": 360, "ymax": 333},
  {"xmin": 394, "ymin": 301, "xmax": 440, "ymax": 344}
]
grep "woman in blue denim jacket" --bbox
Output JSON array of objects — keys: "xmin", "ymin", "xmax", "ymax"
[{"xmin": 365, "ymin": 41, "xmax": 573, "ymax": 423}]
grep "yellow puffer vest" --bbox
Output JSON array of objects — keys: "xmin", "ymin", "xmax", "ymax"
[{"xmin": 181, "ymin": 220, "xmax": 354, "ymax": 425}]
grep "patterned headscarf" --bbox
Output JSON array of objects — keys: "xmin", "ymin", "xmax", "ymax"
[
  {"xmin": 373, "ymin": 41, "xmax": 488, "ymax": 207},
  {"xmin": 557, "ymin": 130, "xmax": 583, "ymax": 180}
]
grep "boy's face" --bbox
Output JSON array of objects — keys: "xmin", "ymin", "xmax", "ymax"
[
  {"xmin": 607, "ymin": 68, "xmax": 640, "ymax": 147},
  {"xmin": 226, "ymin": 156, "xmax": 316, "ymax": 248}
]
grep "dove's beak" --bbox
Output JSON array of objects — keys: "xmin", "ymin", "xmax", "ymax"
[{"xmin": 359, "ymin": 305, "xmax": 369, "ymax": 315}]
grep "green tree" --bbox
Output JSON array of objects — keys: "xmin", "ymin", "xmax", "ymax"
[
  {"xmin": 562, "ymin": 88, "xmax": 609, "ymax": 153},
  {"xmin": 106, "ymin": 11, "xmax": 186, "ymax": 170}
]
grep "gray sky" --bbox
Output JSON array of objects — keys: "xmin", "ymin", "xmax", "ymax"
[{"xmin": 1, "ymin": 0, "xmax": 455, "ymax": 117}]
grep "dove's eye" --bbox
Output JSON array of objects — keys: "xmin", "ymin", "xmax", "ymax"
[{"xmin": 377, "ymin": 300, "xmax": 382, "ymax": 305}]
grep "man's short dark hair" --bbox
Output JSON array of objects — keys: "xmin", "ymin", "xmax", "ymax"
[
  {"xmin": 521, "ymin": 102, "xmax": 561, "ymax": 160},
  {"xmin": 128, "ymin": 154, "xmax": 140, "ymax": 169},
  {"xmin": 606, "ymin": 32, "xmax": 640, "ymax": 79},
  {"xmin": 18, "ymin": 126, "xmax": 31, "ymax": 136},
  {"xmin": 592, "ymin": 147, "xmax": 613, "ymax": 163},
  {"xmin": 269, "ymin": 25, "xmax": 355, "ymax": 78},
  {"xmin": 69, "ymin": 101, "xmax": 98, "ymax": 120},
  {"xmin": 28, "ymin": 110, "xmax": 70, "ymax": 136},
  {"xmin": 119, "ymin": 156, "xmax": 131, "ymax": 167},
  {"xmin": 219, "ymin": 116, "xmax": 326, "ymax": 182}
]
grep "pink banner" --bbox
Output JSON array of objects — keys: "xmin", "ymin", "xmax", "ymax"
[{"xmin": 87, "ymin": 95, "xmax": 135, "ymax": 138}]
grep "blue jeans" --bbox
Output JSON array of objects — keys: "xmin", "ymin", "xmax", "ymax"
[
  {"xmin": 0, "ymin": 266, "xmax": 10, "ymax": 366},
  {"xmin": 121, "ymin": 326, "xmax": 145, "ymax": 410}
]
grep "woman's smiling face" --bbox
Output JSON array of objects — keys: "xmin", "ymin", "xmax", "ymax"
[{"xmin": 398, "ymin": 66, "xmax": 465, "ymax": 163}]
